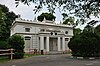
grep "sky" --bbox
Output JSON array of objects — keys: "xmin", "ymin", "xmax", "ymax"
[
  {"xmin": 0, "ymin": 0, "xmax": 100, "ymax": 29},
  {"xmin": 0, "ymin": 0, "xmax": 63, "ymax": 23}
]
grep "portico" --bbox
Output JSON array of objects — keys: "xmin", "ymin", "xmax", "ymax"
[{"xmin": 39, "ymin": 36, "xmax": 66, "ymax": 53}]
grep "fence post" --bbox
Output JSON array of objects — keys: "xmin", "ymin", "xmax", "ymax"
[{"xmin": 11, "ymin": 48, "xmax": 13, "ymax": 60}]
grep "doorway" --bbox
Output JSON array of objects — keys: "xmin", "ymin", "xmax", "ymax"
[{"xmin": 49, "ymin": 38, "xmax": 57, "ymax": 51}]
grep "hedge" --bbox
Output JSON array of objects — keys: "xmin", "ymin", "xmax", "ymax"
[{"xmin": 68, "ymin": 32, "xmax": 100, "ymax": 57}]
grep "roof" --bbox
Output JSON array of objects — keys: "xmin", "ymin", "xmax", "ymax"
[{"xmin": 11, "ymin": 18, "xmax": 73, "ymax": 29}]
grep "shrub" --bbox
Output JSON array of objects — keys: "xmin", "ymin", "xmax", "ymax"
[
  {"xmin": 68, "ymin": 32, "xmax": 100, "ymax": 57},
  {"xmin": 8, "ymin": 35, "xmax": 24, "ymax": 59}
]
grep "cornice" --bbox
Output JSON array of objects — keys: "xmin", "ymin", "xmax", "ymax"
[{"xmin": 13, "ymin": 18, "xmax": 73, "ymax": 28}]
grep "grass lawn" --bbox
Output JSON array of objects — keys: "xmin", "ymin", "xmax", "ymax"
[
  {"xmin": 24, "ymin": 54, "xmax": 42, "ymax": 58},
  {"xmin": 0, "ymin": 56, "xmax": 10, "ymax": 63},
  {"xmin": 0, "ymin": 54, "xmax": 41, "ymax": 63}
]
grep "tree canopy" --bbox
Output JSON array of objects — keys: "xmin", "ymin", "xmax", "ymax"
[
  {"xmin": 15, "ymin": 0, "xmax": 100, "ymax": 25},
  {"xmin": 37, "ymin": 13, "xmax": 55, "ymax": 22},
  {"xmin": 68, "ymin": 31, "xmax": 100, "ymax": 57},
  {"xmin": 0, "ymin": 4, "xmax": 17, "ymax": 40},
  {"xmin": 63, "ymin": 17, "xmax": 75, "ymax": 26},
  {"xmin": 83, "ymin": 20, "xmax": 99, "ymax": 33},
  {"xmin": 68, "ymin": 24, "xmax": 100, "ymax": 57},
  {"xmin": 73, "ymin": 28, "xmax": 82, "ymax": 36},
  {"xmin": 83, "ymin": 25, "xmax": 93, "ymax": 33},
  {"xmin": 95, "ymin": 24, "xmax": 100, "ymax": 36}
]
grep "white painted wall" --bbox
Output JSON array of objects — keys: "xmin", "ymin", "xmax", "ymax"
[
  {"xmin": 14, "ymin": 25, "xmax": 24, "ymax": 33},
  {"xmin": 11, "ymin": 20, "xmax": 73, "ymax": 52},
  {"xmin": 11, "ymin": 23, "xmax": 73, "ymax": 37},
  {"xmin": 11, "ymin": 24, "xmax": 40, "ymax": 34}
]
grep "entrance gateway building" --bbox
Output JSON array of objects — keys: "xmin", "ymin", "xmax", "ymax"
[{"xmin": 10, "ymin": 17, "xmax": 73, "ymax": 54}]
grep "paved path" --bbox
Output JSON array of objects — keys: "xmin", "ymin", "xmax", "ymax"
[{"xmin": 0, "ymin": 54, "xmax": 100, "ymax": 66}]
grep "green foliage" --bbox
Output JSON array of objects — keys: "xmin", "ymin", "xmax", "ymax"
[
  {"xmin": 73, "ymin": 28, "xmax": 81, "ymax": 36},
  {"xmin": 0, "ymin": 41, "xmax": 10, "ymax": 49},
  {"xmin": 0, "ymin": 56, "xmax": 10, "ymax": 63},
  {"xmin": 62, "ymin": 13, "xmax": 68, "ymax": 20},
  {"xmin": 68, "ymin": 32, "xmax": 100, "ymax": 57},
  {"xmin": 83, "ymin": 25, "xmax": 93, "ymax": 33},
  {"xmin": 37, "ymin": 13, "xmax": 56, "ymax": 22},
  {"xmin": 15, "ymin": 0, "xmax": 100, "ymax": 25},
  {"xmin": 0, "ymin": 4, "xmax": 17, "ymax": 41},
  {"xmin": 8, "ymin": 35, "xmax": 25, "ymax": 59},
  {"xmin": 95, "ymin": 24, "xmax": 100, "ymax": 37},
  {"xmin": 0, "ymin": 4, "xmax": 9, "ymax": 13},
  {"xmin": 63, "ymin": 17, "xmax": 74, "ymax": 25}
]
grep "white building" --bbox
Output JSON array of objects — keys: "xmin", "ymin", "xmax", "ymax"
[{"xmin": 10, "ymin": 18, "xmax": 73, "ymax": 54}]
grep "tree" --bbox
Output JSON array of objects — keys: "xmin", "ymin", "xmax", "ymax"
[
  {"xmin": 8, "ymin": 35, "xmax": 25, "ymax": 59},
  {"xmin": 37, "ymin": 13, "xmax": 55, "ymax": 22},
  {"xmin": 0, "ymin": 4, "xmax": 17, "ymax": 40},
  {"xmin": 83, "ymin": 25, "xmax": 93, "ymax": 33},
  {"xmin": 83, "ymin": 20, "xmax": 98, "ymax": 33},
  {"xmin": 63, "ymin": 17, "xmax": 75, "ymax": 26},
  {"xmin": 0, "ymin": 41, "xmax": 10, "ymax": 49},
  {"xmin": 62, "ymin": 13, "xmax": 68, "ymax": 20},
  {"xmin": 15, "ymin": 0, "xmax": 100, "ymax": 25},
  {"xmin": 95, "ymin": 24, "xmax": 100, "ymax": 36},
  {"xmin": 73, "ymin": 28, "xmax": 82, "ymax": 36},
  {"xmin": 68, "ymin": 23, "xmax": 100, "ymax": 57},
  {"xmin": 68, "ymin": 32, "xmax": 100, "ymax": 57}
]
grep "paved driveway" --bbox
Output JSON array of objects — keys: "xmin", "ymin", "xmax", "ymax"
[{"xmin": 0, "ymin": 54, "xmax": 100, "ymax": 66}]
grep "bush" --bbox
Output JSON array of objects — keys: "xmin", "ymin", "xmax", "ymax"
[
  {"xmin": 68, "ymin": 32, "xmax": 100, "ymax": 57},
  {"xmin": 8, "ymin": 35, "xmax": 25, "ymax": 59}
]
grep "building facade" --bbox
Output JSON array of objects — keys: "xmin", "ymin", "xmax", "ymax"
[{"xmin": 11, "ymin": 18, "xmax": 73, "ymax": 54}]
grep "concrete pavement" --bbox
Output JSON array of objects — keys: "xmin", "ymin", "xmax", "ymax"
[{"xmin": 0, "ymin": 54, "xmax": 100, "ymax": 66}]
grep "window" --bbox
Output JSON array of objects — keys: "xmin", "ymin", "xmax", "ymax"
[
  {"xmin": 51, "ymin": 32, "xmax": 53, "ymax": 35},
  {"xmin": 55, "ymin": 33, "xmax": 57, "ymax": 35},
  {"xmin": 40, "ymin": 29, "xmax": 45, "ymax": 32},
  {"xmin": 25, "ymin": 28, "xmax": 30, "ymax": 32},
  {"xmin": 65, "ymin": 31, "xmax": 68, "ymax": 34},
  {"xmin": 25, "ymin": 36, "xmax": 31, "ymax": 40},
  {"xmin": 65, "ymin": 38, "xmax": 69, "ymax": 41}
]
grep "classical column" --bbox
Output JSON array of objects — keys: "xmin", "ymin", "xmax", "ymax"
[
  {"xmin": 62, "ymin": 37, "xmax": 65, "ymax": 51},
  {"xmin": 46, "ymin": 36, "xmax": 49, "ymax": 52},
  {"xmin": 40, "ymin": 36, "xmax": 44, "ymax": 50},
  {"xmin": 57, "ymin": 37, "xmax": 61, "ymax": 51}
]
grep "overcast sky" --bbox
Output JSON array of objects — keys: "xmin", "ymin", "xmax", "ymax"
[
  {"xmin": 0, "ymin": 0, "xmax": 63, "ymax": 23},
  {"xmin": 0, "ymin": 0, "xmax": 99, "ymax": 29}
]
